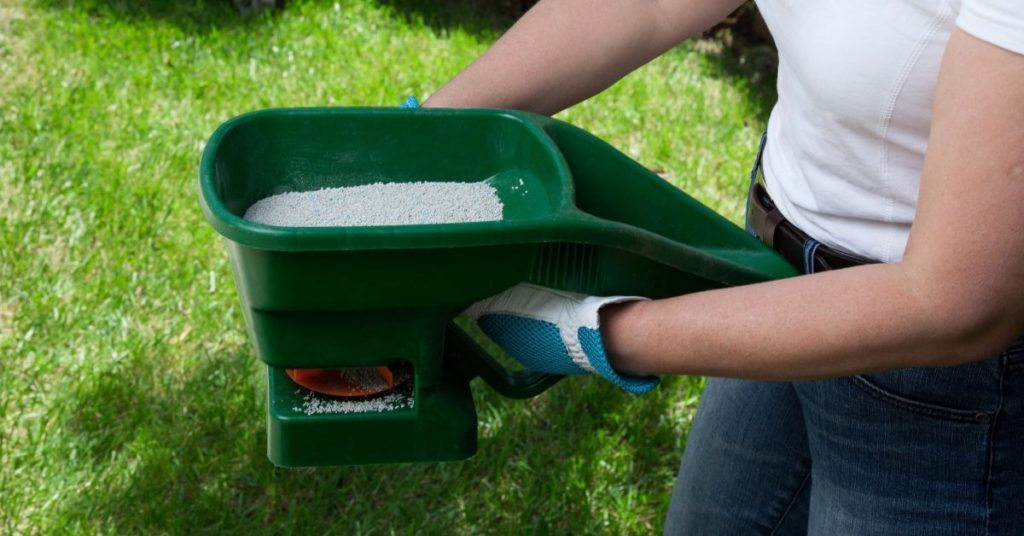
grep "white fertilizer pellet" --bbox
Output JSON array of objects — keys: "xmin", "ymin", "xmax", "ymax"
[
  {"xmin": 294, "ymin": 388, "xmax": 414, "ymax": 416},
  {"xmin": 243, "ymin": 181, "xmax": 503, "ymax": 227}
]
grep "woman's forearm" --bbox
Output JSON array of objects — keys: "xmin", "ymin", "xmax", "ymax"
[
  {"xmin": 602, "ymin": 261, "xmax": 1013, "ymax": 381},
  {"xmin": 423, "ymin": 0, "xmax": 744, "ymax": 114}
]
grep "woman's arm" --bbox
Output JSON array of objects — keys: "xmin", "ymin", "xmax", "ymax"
[
  {"xmin": 423, "ymin": 0, "xmax": 745, "ymax": 114},
  {"xmin": 603, "ymin": 29, "xmax": 1024, "ymax": 380}
]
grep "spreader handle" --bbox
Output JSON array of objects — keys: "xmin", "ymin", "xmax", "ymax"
[{"xmin": 444, "ymin": 323, "xmax": 563, "ymax": 399}]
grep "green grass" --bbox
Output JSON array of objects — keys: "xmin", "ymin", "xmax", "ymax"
[{"xmin": 0, "ymin": 0, "xmax": 775, "ymax": 533}]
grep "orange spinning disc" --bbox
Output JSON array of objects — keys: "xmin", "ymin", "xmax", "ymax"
[{"xmin": 286, "ymin": 366, "xmax": 397, "ymax": 398}]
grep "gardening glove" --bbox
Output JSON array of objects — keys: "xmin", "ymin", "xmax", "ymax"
[
  {"xmin": 463, "ymin": 283, "xmax": 659, "ymax": 395},
  {"xmin": 398, "ymin": 96, "xmax": 420, "ymax": 108}
]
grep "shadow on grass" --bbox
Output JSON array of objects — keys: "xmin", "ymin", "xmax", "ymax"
[
  {"xmin": 31, "ymin": 0, "xmax": 272, "ymax": 32},
  {"xmin": 54, "ymin": 346, "xmax": 270, "ymax": 531},
  {"xmin": 371, "ymin": 0, "xmax": 522, "ymax": 36}
]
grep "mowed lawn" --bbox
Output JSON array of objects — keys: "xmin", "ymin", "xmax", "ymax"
[{"xmin": 0, "ymin": 0, "xmax": 775, "ymax": 533}]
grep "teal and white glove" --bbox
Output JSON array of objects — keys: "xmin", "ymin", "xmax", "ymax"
[
  {"xmin": 398, "ymin": 96, "xmax": 420, "ymax": 108},
  {"xmin": 464, "ymin": 283, "xmax": 659, "ymax": 395}
]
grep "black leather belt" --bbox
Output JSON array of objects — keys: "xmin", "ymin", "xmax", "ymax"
[{"xmin": 747, "ymin": 179, "xmax": 876, "ymax": 273}]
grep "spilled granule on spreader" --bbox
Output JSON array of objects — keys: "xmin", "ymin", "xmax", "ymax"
[
  {"xmin": 243, "ymin": 181, "xmax": 503, "ymax": 227},
  {"xmin": 295, "ymin": 389, "xmax": 414, "ymax": 415}
]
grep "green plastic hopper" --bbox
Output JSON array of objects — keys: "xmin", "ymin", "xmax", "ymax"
[{"xmin": 198, "ymin": 107, "xmax": 797, "ymax": 467}]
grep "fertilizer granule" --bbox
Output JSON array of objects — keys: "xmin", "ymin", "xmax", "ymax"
[{"xmin": 294, "ymin": 386, "xmax": 415, "ymax": 415}]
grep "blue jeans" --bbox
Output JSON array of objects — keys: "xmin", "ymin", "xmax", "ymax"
[{"xmin": 663, "ymin": 341, "xmax": 1024, "ymax": 535}]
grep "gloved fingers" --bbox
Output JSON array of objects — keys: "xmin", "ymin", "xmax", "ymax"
[{"xmin": 462, "ymin": 283, "xmax": 584, "ymax": 322}]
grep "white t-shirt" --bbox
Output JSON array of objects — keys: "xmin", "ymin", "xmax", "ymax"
[{"xmin": 755, "ymin": 0, "xmax": 1024, "ymax": 263}]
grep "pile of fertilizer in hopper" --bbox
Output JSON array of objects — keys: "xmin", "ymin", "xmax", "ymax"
[{"xmin": 243, "ymin": 181, "xmax": 503, "ymax": 227}]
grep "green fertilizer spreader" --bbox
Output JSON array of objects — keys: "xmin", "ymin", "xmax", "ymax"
[{"xmin": 198, "ymin": 108, "xmax": 797, "ymax": 467}]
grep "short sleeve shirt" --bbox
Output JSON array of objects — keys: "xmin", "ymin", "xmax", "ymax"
[{"xmin": 755, "ymin": 0, "xmax": 1024, "ymax": 263}]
